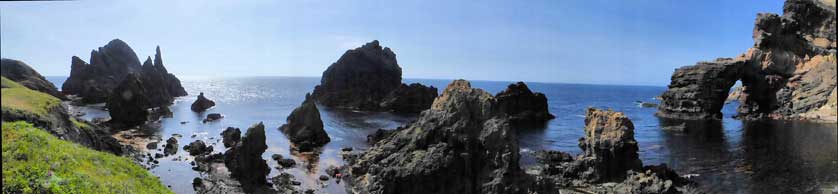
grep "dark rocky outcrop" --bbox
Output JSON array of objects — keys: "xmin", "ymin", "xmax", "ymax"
[
  {"xmin": 220, "ymin": 127, "xmax": 241, "ymax": 148},
  {"xmin": 1, "ymin": 58, "xmax": 65, "ymax": 99},
  {"xmin": 184, "ymin": 140, "xmax": 213, "ymax": 156},
  {"xmin": 530, "ymin": 108, "xmax": 692, "ymax": 193},
  {"xmin": 164, "ymin": 136, "xmax": 179, "ymax": 156},
  {"xmin": 345, "ymin": 79, "xmax": 528, "ymax": 194},
  {"xmin": 191, "ymin": 92, "xmax": 216, "ymax": 112},
  {"xmin": 495, "ymin": 82, "xmax": 555, "ymax": 125},
  {"xmin": 379, "ymin": 83, "xmax": 438, "ymax": 113},
  {"xmin": 223, "ymin": 122, "xmax": 271, "ymax": 192},
  {"xmin": 365, "ymin": 128, "xmax": 395, "ymax": 145},
  {"xmin": 279, "ymin": 93, "xmax": 330, "ymax": 151},
  {"xmin": 203, "ymin": 113, "xmax": 223, "ymax": 123},
  {"xmin": 658, "ymin": 0, "xmax": 836, "ymax": 122},
  {"xmin": 311, "ymin": 40, "xmax": 403, "ymax": 111},
  {"xmin": 62, "ymin": 39, "xmax": 186, "ymax": 104},
  {"xmin": 106, "ymin": 73, "xmax": 152, "ymax": 127}
]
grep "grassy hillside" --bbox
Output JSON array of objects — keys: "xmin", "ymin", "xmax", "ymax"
[
  {"xmin": 1, "ymin": 76, "xmax": 61, "ymax": 118},
  {"xmin": 2, "ymin": 121, "xmax": 172, "ymax": 193}
]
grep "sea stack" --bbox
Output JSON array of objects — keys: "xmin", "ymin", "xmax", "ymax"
[
  {"xmin": 223, "ymin": 122, "xmax": 271, "ymax": 192},
  {"xmin": 311, "ymin": 40, "xmax": 437, "ymax": 113},
  {"xmin": 345, "ymin": 79, "xmax": 527, "ymax": 194},
  {"xmin": 495, "ymin": 82, "xmax": 555, "ymax": 125},
  {"xmin": 62, "ymin": 39, "xmax": 186, "ymax": 104},
  {"xmin": 191, "ymin": 92, "xmax": 216, "ymax": 112},
  {"xmin": 657, "ymin": 0, "xmax": 836, "ymax": 122},
  {"xmin": 279, "ymin": 93, "xmax": 330, "ymax": 151},
  {"xmin": 1, "ymin": 58, "xmax": 65, "ymax": 99},
  {"xmin": 106, "ymin": 73, "xmax": 152, "ymax": 127}
]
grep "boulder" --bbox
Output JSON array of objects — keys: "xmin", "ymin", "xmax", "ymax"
[
  {"xmin": 203, "ymin": 113, "xmax": 223, "ymax": 123},
  {"xmin": 191, "ymin": 92, "xmax": 216, "ymax": 112},
  {"xmin": 279, "ymin": 93, "xmax": 330, "ymax": 151},
  {"xmin": 658, "ymin": 0, "xmax": 837, "ymax": 122},
  {"xmin": 574, "ymin": 108, "xmax": 643, "ymax": 182},
  {"xmin": 62, "ymin": 39, "xmax": 186, "ymax": 104},
  {"xmin": 495, "ymin": 82, "xmax": 555, "ymax": 125},
  {"xmin": 223, "ymin": 122, "xmax": 270, "ymax": 192},
  {"xmin": 311, "ymin": 40, "xmax": 403, "ymax": 111},
  {"xmin": 366, "ymin": 128, "xmax": 395, "ymax": 145},
  {"xmin": 379, "ymin": 83, "xmax": 438, "ymax": 113},
  {"xmin": 345, "ymin": 79, "xmax": 528, "ymax": 194},
  {"xmin": 1, "ymin": 58, "xmax": 65, "ymax": 99},
  {"xmin": 106, "ymin": 73, "xmax": 152, "ymax": 127},
  {"xmin": 220, "ymin": 127, "xmax": 241, "ymax": 148},
  {"xmin": 163, "ymin": 136, "xmax": 178, "ymax": 156},
  {"xmin": 184, "ymin": 140, "xmax": 212, "ymax": 156}
]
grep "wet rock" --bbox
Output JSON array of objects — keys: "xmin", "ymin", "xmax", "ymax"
[
  {"xmin": 184, "ymin": 140, "xmax": 213, "ymax": 156},
  {"xmin": 345, "ymin": 79, "xmax": 528, "ymax": 194},
  {"xmin": 319, "ymin": 175, "xmax": 329, "ymax": 181},
  {"xmin": 146, "ymin": 142, "xmax": 158, "ymax": 149},
  {"xmin": 203, "ymin": 113, "xmax": 223, "ymax": 123},
  {"xmin": 1, "ymin": 58, "xmax": 65, "ymax": 99},
  {"xmin": 154, "ymin": 153, "xmax": 164, "ymax": 158},
  {"xmin": 191, "ymin": 92, "xmax": 216, "ymax": 112},
  {"xmin": 62, "ymin": 39, "xmax": 186, "ymax": 104},
  {"xmin": 279, "ymin": 93, "xmax": 330, "ymax": 152},
  {"xmin": 277, "ymin": 158, "xmax": 296, "ymax": 168},
  {"xmin": 637, "ymin": 101, "xmax": 658, "ymax": 108},
  {"xmin": 534, "ymin": 150, "xmax": 574, "ymax": 164},
  {"xmin": 379, "ymin": 83, "xmax": 438, "ymax": 113},
  {"xmin": 221, "ymin": 127, "xmax": 241, "ymax": 148},
  {"xmin": 312, "ymin": 40, "xmax": 403, "ymax": 111},
  {"xmin": 271, "ymin": 154, "xmax": 282, "ymax": 161},
  {"xmin": 325, "ymin": 165, "xmax": 340, "ymax": 177},
  {"xmin": 495, "ymin": 81, "xmax": 555, "ymax": 125},
  {"xmin": 223, "ymin": 122, "xmax": 270, "ymax": 192},
  {"xmin": 341, "ymin": 147, "xmax": 353, "ymax": 152},
  {"xmin": 163, "ymin": 137, "xmax": 178, "ymax": 155}
]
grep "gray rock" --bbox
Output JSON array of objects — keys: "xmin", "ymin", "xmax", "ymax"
[
  {"xmin": 184, "ymin": 140, "xmax": 212, "ymax": 156},
  {"xmin": 221, "ymin": 127, "xmax": 241, "ymax": 148},
  {"xmin": 379, "ymin": 83, "xmax": 438, "ymax": 113},
  {"xmin": 312, "ymin": 40, "xmax": 403, "ymax": 111},
  {"xmin": 279, "ymin": 93, "xmax": 330, "ymax": 152},
  {"xmin": 191, "ymin": 92, "xmax": 216, "ymax": 112},
  {"xmin": 223, "ymin": 122, "xmax": 270, "ymax": 192},
  {"xmin": 495, "ymin": 81, "xmax": 555, "ymax": 125}
]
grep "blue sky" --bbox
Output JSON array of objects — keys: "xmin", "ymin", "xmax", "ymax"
[{"xmin": 1, "ymin": 0, "xmax": 783, "ymax": 86}]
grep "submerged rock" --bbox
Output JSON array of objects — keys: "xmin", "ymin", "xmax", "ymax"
[
  {"xmin": 1, "ymin": 58, "xmax": 65, "ymax": 99},
  {"xmin": 223, "ymin": 122, "xmax": 271, "ymax": 192},
  {"xmin": 658, "ymin": 0, "xmax": 836, "ymax": 122},
  {"xmin": 203, "ymin": 113, "xmax": 223, "ymax": 123},
  {"xmin": 312, "ymin": 40, "xmax": 403, "ymax": 111},
  {"xmin": 379, "ymin": 83, "xmax": 438, "ymax": 113},
  {"xmin": 346, "ymin": 79, "xmax": 528, "ymax": 194},
  {"xmin": 191, "ymin": 92, "xmax": 216, "ymax": 112},
  {"xmin": 279, "ymin": 93, "xmax": 330, "ymax": 151},
  {"xmin": 62, "ymin": 39, "xmax": 186, "ymax": 104},
  {"xmin": 495, "ymin": 81, "xmax": 555, "ymax": 125}
]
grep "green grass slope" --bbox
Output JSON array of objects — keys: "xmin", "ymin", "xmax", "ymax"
[{"xmin": 2, "ymin": 121, "xmax": 172, "ymax": 194}]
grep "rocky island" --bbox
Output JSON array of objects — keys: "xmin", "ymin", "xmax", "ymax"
[{"xmin": 658, "ymin": 0, "xmax": 836, "ymax": 122}]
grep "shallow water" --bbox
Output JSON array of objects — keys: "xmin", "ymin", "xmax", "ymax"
[{"xmin": 46, "ymin": 76, "xmax": 838, "ymax": 194}]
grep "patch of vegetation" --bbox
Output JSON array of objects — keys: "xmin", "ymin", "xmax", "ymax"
[
  {"xmin": 1, "ymin": 76, "xmax": 24, "ymax": 88},
  {"xmin": 2, "ymin": 121, "xmax": 172, "ymax": 194},
  {"xmin": 1, "ymin": 78, "xmax": 62, "ymax": 118}
]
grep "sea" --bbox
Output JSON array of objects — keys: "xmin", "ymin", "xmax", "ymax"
[{"xmin": 45, "ymin": 76, "xmax": 838, "ymax": 194}]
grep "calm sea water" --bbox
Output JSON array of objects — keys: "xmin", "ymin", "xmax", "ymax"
[{"xmin": 46, "ymin": 76, "xmax": 838, "ymax": 194}]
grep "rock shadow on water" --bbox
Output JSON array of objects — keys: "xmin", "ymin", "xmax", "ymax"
[
  {"xmin": 740, "ymin": 120, "xmax": 838, "ymax": 194},
  {"xmin": 656, "ymin": 118, "xmax": 736, "ymax": 193},
  {"xmin": 289, "ymin": 146, "xmax": 324, "ymax": 174}
]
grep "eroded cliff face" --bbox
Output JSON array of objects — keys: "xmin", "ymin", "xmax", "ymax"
[{"xmin": 658, "ymin": 0, "xmax": 837, "ymax": 122}]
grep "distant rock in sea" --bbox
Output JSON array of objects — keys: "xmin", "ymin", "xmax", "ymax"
[
  {"xmin": 379, "ymin": 83, "xmax": 438, "ymax": 113},
  {"xmin": 279, "ymin": 93, "xmax": 330, "ymax": 151},
  {"xmin": 495, "ymin": 81, "xmax": 555, "ymax": 125},
  {"xmin": 62, "ymin": 39, "xmax": 186, "ymax": 104},
  {"xmin": 106, "ymin": 73, "xmax": 152, "ymax": 127},
  {"xmin": 191, "ymin": 92, "xmax": 216, "ymax": 112},
  {"xmin": 657, "ymin": 0, "xmax": 836, "ymax": 122},
  {"xmin": 312, "ymin": 40, "xmax": 402, "ymax": 111},
  {"xmin": 1, "ymin": 58, "xmax": 66, "ymax": 99}
]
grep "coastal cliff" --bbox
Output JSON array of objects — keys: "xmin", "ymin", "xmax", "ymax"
[{"xmin": 658, "ymin": 0, "xmax": 836, "ymax": 122}]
